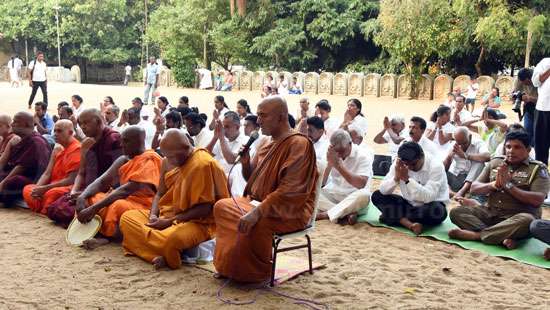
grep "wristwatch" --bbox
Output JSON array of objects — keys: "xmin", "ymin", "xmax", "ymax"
[{"xmin": 504, "ymin": 181, "xmax": 514, "ymax": 190}]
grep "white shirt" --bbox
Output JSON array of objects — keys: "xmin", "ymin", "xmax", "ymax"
[
  {"xmin": 215, "ymin": 107, "xmax": 230, "ymax": 121},
  {"xmin": 324, "ymin": 117, "xmax": 340, "ymax": 139},
  {"xmin": 198, "ymin": 68, "xmax": 213, "ymax": 89},
  {"xmin": 533, "ymin": 57, "xmax": 550, "ymax": 111},
  {"xmin": 405, "ymin": 136, "xmax": 443, "ymax": 162},
  {"xmin": 194, "ymin": 128, "xmax": 213, "ymax": 148},
  {"xmin": 28, "ymin": 60, "xmax": 47, "ymax": 82},
  {"xmin": 350, "ymin": 115, "xmax": 368, "ymax": 135},
  {"xmin": 380, "ymin": 158, "xmax": 449, "ymax": 207},
  {"xmin": 466, "ymin": 83, "xmax": 479, "ymax": 99},
  {"xmin": 324, "ymin": 144, "xmax": 373, "ymax": 196},
  {"xmin": 278, "ymin": 80, "xmax": 289, "ymax": 95},
  {"xmin": 125, "ymin": 65, "xmax": 132, "ymax": 75},
  {"xmin": 137, "ymin": 120, "xmax": 156, "ymax": 149},
  {"xmin": 383, "ymin": 129, "xmax": 408, "ymax": 158},
  {"xmin": 313, "ymin": 136, "xmax": 329, "ymax": 164},
  {"xmin": 212, "ymin": 134, "xmax": 248, "ymax": 174},
  {"xmin": 456, "ymin": 109, "xmax": 472, "ymax": 124},
  {"xmin": 448, "ymin": 137, "xmax": 488, "ymax": 176},
  {"xmin": 426, "ymin": 121, "xmax": 455, "ymax": 154}
]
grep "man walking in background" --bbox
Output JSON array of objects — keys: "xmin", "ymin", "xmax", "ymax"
[
  {"xmin": 27, "ymin": 51, "xmax": 48, "ymax": 109},
  {"xmin": 124, "ymin": 64, "xmax": 132, "ymax": 86}
]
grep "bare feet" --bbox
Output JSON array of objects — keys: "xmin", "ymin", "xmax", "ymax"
[
  {"xmin": 410, "ymin": 222, "xmax": 423, "ymax": 235},
  {"xmin": 152, "ymin": 256, "xmax": 167, "ymax": 269},
  {"xmin": 81, "ymin": 238, "xmax": 109, "ymax": 250},
  {"xmin": 544, "ymin": 248, "xmax": 550, "ymax": 261},
  {"xmin": 316, "ymin": 212, "xmax": 329, "ymax": 221},
  {"xmin": 502, "ymin": 239, "xmax": 518, "ymax": 250},
  {"xmin": 448, "ymin": 229, "xmax": 481, "ymax": 241}
]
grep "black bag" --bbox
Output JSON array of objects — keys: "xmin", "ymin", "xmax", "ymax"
[{"xmin": 372, "ymin": 154, "xmax": 393, "ymax": 177}]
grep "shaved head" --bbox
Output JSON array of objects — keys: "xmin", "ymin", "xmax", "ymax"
[
  {"xmin": 0, "ymin": 115, "xmax": 12, "ymax": 137},
  {"xmin": 14, "ymin": 112, "xmax": 34, "ymax": 127},
  {"xmin": 54, "ymin": 120, "xmax": 75, "ymax": 145},
  {"xmin": 121, "ymin": 126, "xmax": 145, "ymax": 158},
  {"xmin": 256, "ymin": 96, "xmax": 290, "ymax": 138},
  {"xmin": 78, "ymin": 108, "xmax": 105, "ymax": 138},
  {"xmin": 160, "ymin": 129, "xmax": 193, "ymax": 167},
  {"xmin": 0, "ymin": 115, "xmax": 12, "ymax": 126},
  {"xmin": 12, "ymin": 112, "xmax": 34, "ymax": 137}
]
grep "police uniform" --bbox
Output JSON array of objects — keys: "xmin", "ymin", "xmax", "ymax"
[{"xmin": 450, "ymin": 156, "xmax": 550, "ymax": 245}]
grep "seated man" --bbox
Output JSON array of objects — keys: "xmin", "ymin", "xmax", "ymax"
[
  {"xmin": 372, "ymin": 142, "xmax": 449, "ymax": 235},
  {"xmin": 466, "ymin": 108, "xmax": 507, "ymax": 156},
  {"xmin": 213, "ymin": 96, "xmax": 317, "ymax": 283},
  {"xmin": 120, "ymin": 129, "xmax": 229, "ymax": 269},
  {"xmin": 152, "ymin": 110, "xmax": 183, "ymax": 150},
  {"xmin": 0, "ymin": 112, "xmax": 51, "ymax": 205},
  {"xmin": 530, "ymin": 219, "xmax": 550, "ymax": 260},
  {"xmin": 46, "ymin": 108, "xmax": 122, "ymax": 226},
  {"xmin": 184, "ymin": 112, "xmax": 213, "ymax": 148},
  {"xmin": 373, "ymin": 115, "xmax": 407, "ymax": 158},
  {"xmin": 405, "ymin": 116, "xmax": 441, "ymax": 161},
  {"xmin": 34, "ymin": 101, "xmax": 54, "ymax": 135},
  {"xmin": 451, "ymin": 95, "xmax": 473, "ymax": 126},
  {"xmin": 75, "ymin": 126, "xmax": 162, "ymax": 249},
  {"xmin": 0, "ymin": 115, "xmax": 20, "ymax": 169},
  {"xmin": 449, "ymin": 131, "xmax": 549, "ymax": 249},
  {"xmin": 317, "ymin": 130, "xmax": 372, "ymax": 225},
  {"xmin": 305, "ymin": 116, "xmax": 329, "ymax": 164},
  {"xmin": 23, "ymin": 120, "xmax": 80, "ymax": 214},
  {"xmin": 443, "ymin": 126, "xmax": 490, "ymax": 199}
]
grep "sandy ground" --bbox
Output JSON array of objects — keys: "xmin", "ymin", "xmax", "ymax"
[{"xmin": 0, "ymin": 82, "xmax": 549, "ymax": 309}]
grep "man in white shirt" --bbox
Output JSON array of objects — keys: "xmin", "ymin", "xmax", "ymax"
[
  {"xmin": 124, "ymin": 107, "xmax": 155, "ymax": 149},
  {"xmin": 207, "ymin": 111, "xmax": 248, "ymax": 196},
  {"xmin": 314, "ymin": 100, "xmax": 339, "ymax": 139},
  {"xmin": 533, "ymin": 57, "xmax": 550, "ymax": 165},
  {"xmin": 452, "ymin": 95, "xmax": 473, "ymax": 126},
  {"xmin": 443, "ymin": 127, "xmax": 490, "ymax": 198},
  {"xmin": 143, "ymin": 56, "xmax": 160, "ymax": 105},
  {"xmin": 27, "ymin": 51, "xmax": 48, "ymax": 109},
  {"xmin": 306, "ymin": 116, "xmax": 329, "ymax": 164},
  {"xmin": 373, "ymin": 115, "xmax": 407, "ymax": 158},
  {"xmin": 317, "ymin": 130, "xmax": 372, "ymax": 225},
  {"xmin": 372, "ymin": 141, "xmax": 449, "ymax": 235},
  {"xmin": 404, "ymin": 116, "xmax": 442, "ymax": 161},
  {"xmin": 197, "ymin": 68, "xmax": 213, "ymax": 90},
  {"xmin": 124, "ymin": 64, "xmax": 132, "ymax": 85},
  {"xmin": 104, "ymin": 104, "xmax": 125, "ymax": 132},
  {"xmin": 184, "ymin": 112, "xmax": 213, "ymax": 148},
  {"xmin": 465, "ymin": 76, "xmax": 479, "ymax": 112}
]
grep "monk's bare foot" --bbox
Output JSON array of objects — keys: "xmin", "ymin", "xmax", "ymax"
[
  {"xmin": 410, "ymin": 222, "xmax": 423, "ymax": 235},
  {"xmin": 316, "ymin": 212, "xmax": 329, "ymax": 221},
  {"xmin": 81, "ymin": 238, "xmax": 109, "ymax": 250},
  {"xmin": 448, "ymin": 229, "xmax": 481, "ymax": 241},
  {"xmin": 502, "ymin": 239, "xmax": 518, "ymax": 250},
  {"xmin": 544, "ymin": 248, "xmax": 550, "ymax": 261},
  {"xmin": 152, "ymin": 256, "xmax": 167, "ymax": 270}
]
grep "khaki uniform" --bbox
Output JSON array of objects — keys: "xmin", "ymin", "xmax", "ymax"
[{"xmin": 450, "ymin": 156, "xmax": 550, "ymax": 244}]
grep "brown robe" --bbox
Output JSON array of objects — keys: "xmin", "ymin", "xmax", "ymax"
[{"xmin": 213, "ymin": 132, "xmax": 317, "ymax": 282}]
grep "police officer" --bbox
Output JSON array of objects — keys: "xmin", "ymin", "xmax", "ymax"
[{"xmin": 448, "ymin": 130, "xmax": 550, "ymax": 249}]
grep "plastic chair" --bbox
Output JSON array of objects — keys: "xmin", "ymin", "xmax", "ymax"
[{"xmin": 270, "ymin": 164, "xmax": 325, "ymax": 286}]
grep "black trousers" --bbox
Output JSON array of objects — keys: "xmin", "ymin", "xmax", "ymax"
[
  {"xmin": 534, "ymin": 109, "xmax": 550, "ymax": 165},
  {"xmin": 28, "ymin": 81, "xmax": 48, "ymax": 106},
  {"xmin": 371, "ymin": 190, "xmax": 447, "ymax": 226}
]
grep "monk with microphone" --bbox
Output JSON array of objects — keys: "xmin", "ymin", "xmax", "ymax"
[{"xmin": 213, "ymin": 96, "xmax": 318, "ymax": 283}]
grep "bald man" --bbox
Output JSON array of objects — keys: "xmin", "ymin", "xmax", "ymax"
[
  {"xmin": 0, "ymin": 112, "xmax": 51, "ymax": 206},
  {"xmin": 120, "ymin": 129, "xmax": 229, "ymax": 269},
  {"xmin": 0, "ymin": 115, "xmax": 17, "ymax": 155},
  {"xmin": 75, "ymin": 126, "xmax": 162, "ymax": 249},
  {"xmin": 23, "ymin": 120, "xmax": 81, "ymax": 214},
  {"xmin": 213, "ymin": 96, "xmax": 318, "ymax": 283},
  {"xmin": 46, "ymin": 108, "xmax": 122, "ymax": 226}
]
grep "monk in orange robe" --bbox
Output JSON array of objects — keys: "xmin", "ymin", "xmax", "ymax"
[
  {"xmin": 76, "ymin": 126, "xmax": 162, "ymax": 249},
  {"xmin": 23, "ymin": 120, "xmax": 80, "ymax": 214},
  {"xmin": 120, "ymin": 129, "xmax": 229, "ymax": 269},
  {"xmin": 213, "ymin": 96, "xmax": 318, "ymax": 283}
]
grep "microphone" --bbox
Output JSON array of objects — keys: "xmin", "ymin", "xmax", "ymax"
[{"xmin": 234, "ymin": 131, "xmax": 259, "ymax": 163}]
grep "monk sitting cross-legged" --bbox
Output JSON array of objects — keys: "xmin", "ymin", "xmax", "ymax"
[
  {"xmin": 119, "ymin": 129, "xmax": 229, "ymax": 269},
  {"xmin": 23, "ymin": 120, "xmax": 81, "ymax": 214},
  {"xmin": 213, "ymin": 96, "xmax": 318, "ymax": 283},
  {"xmin": 75, "ymin": 126, "xmax": 162, "ymax": 249}
]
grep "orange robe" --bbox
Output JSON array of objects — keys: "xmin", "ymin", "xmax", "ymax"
[
  {"xmin": 120, "ymin": 149, "xmax": 229, "ymax": 269},
  {"xmin": 23, "ymin": 138, "xmax": 81, "ymax": 214},
  {"xmin": 90, "ymin": 150, "xmax": 162, "ymax": 237},
  {"xmin": 213, "ymin": 133, "xmax": 318, "ymax": 282}
]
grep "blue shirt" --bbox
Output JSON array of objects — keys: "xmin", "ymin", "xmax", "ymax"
[
  {"xmin": 146, "ymin": 63, "xmax": 159, "ymax": 84},
  {"xmin": 40, "ymin": 113, "xmax": 54, "ymax": 135}
]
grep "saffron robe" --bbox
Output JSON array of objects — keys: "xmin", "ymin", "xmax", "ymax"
[
  {"xmin": 213, "ymin": 133, "xmax": 317, "ymax": 282},
  {"xmin": 120, "ymin": 149, "xmax": 229, "ymax": 269}
]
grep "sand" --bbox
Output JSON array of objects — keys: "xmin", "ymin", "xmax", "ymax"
[{"xmin": 0, "ymin": 82, "xmax": 548, "ymax": 309}]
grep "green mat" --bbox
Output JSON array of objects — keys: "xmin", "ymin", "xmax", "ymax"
[{"xmin": 357, "ymin": 202, "xmax": 550, "ymax": 269}]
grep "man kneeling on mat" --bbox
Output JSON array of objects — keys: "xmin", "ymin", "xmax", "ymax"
[
  {"xmin": 371, "ymin": 142, "xmax": 449, "ymax": 235},
  {"xmin": 449, "ymin": 131, "xmax": 550, "ymax": 249}
]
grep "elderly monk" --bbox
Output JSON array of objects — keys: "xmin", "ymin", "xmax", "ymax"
[
  {"xmin": 23, "ymin": 120, "xmax": 80, "ymax": 214},
  {"xmin": 213, "ymin": 96, "xmax": 318, "ymax": 283},
  {"xmin": 0, "ymin": 112, "xmax": 51, "ymax": 205},
  {"xmin": 46, "ymin": 109, "xmax": 122, "ymax": 226},
  {"xmin": 75, "ymin": 126, "xmax": 162, "ymax": 249},
  {"xmin": 0, "ymin": 115, "xmax": 21, "ymax": 169},
  {"xmin": 120, "ymin": 129, "xmax": 229, "ymax": 269}
]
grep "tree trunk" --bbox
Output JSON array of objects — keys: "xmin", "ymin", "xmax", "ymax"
[
  {"xmin": 203, "ymin": 24, "xmax": 209, "ymax": 69},
  {"xmin": 474, "ymin": 46, "xmax": 484, "ymax": 76},
  {"xmin": 524, "ymin": 29, "xmax": 532, "ymax": 68},
  {"xmin": 229, "ymin": 0, "xmax": 235, "ymax": 16},
  {"xmin": 236, "ymin": 0, "xmax": 246, "ymax": 16}
]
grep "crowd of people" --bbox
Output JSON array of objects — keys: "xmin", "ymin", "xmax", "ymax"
[{"xmin": 1, "ymin": 57, "xmax": 549, "ymax": 284}]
